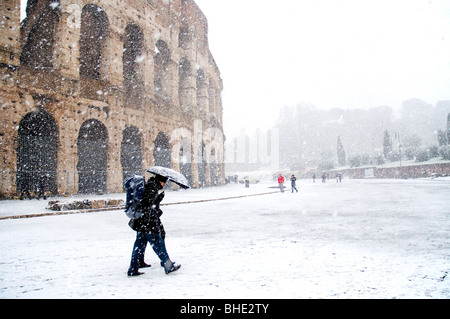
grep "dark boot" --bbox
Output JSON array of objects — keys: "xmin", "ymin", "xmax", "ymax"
[
  {"xmin": 138, "ymin": 257, "xmax": 151, "ymax": 268},
  {"xmin": 127, "ymin": 269, "xmax": 144, "ymax": 277},
  {"xmin": 163, "ymin": 260, "xmax": 181, "ymax": 274}
]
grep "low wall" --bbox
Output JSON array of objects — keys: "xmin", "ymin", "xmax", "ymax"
[{"xmin": 328, "ymin": 162, "xmax": 450, "ymax": 179}]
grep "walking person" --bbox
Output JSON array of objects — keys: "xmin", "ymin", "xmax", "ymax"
[
  {"xmin": 290, "ymin": 174, "xmax": 298, "ymax": 193},
  {"xmin": 278, "ymin": 173, "xmax": 285, "ymax": 193},
  {"xmin": 127, "ymin": 174, "xmax": 180, "ymax": 276}
]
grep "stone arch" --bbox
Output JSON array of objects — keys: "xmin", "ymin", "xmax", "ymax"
[
  {"xmin": 77, "ymin": 119, "xmax": 108, "ymax": 193},
  {"xmin": 198, "ymin": 141, "xmax": 206, "ymax": 187},
  {"xmin": 179, "ymin": 142, "xmax": 192, "ymax": 186},
  {"xmin": 121, "ymin": 126, "xmax": 143, "ymax": 183},
  {"xmin": 209, "ymin": 147, "xmax": 217, "ymax": 186},
  {"xmin": 204, "ymin": 126, "xmax": 224, "ymax": 186},
  {"xmin": 179, "ymin": 57, "xmax": 192, "ymax": 112},
  {"xmin": 123, "ymin": 23, "xmax": 145, "ymax": 109},
  {"xmin": 20, "ymin": 0, "xmax": 60, "ymax": 69},
  {"xmin": 154, "ymin": 132, "xmax": 171, "ymax": 168},
  {"xmin": 171, "ymin": 127, "xmax": 193, "ymax": 185},
  {"xmin": 79, "ymin": 4, "xmax": 109, "ymax": 80},
  {"xmin": 196, "ymin": 68, "xmax": 208, "ymax": 115},
  {"xmin": 16, "ymin": 109, "xmax": 58, "ymax": 195},
  {"xmin": 178, "ymin": 27, "xmax": 191, "ymax": 49},
  {"xmin": 196, "ymin": 68, "xmax": 205, "ymax": 88},
  {"xmin": 154, "ymin": 39, "xmax": 171, "ymax": 100},
  {"xmin": 209, "ymin": 80, "xmax": 217, "ymax": 115}
]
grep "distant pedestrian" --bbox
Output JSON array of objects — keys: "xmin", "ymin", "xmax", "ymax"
[
  {"xmin": 277, "ymin": 174, "xmax": 285, "ymax": 193},
  {"xmin": 291, "ymin": 174, "xmax": 298, "ymax": 193},
  {"xmin": 321, "ymin": 173, "xmax": 326, "ymax": 183},
  {"xmin": 312, "ymin": 173, "xmax": 316, "ymax": 183}
]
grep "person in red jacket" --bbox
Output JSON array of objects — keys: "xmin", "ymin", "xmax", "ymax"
[{"xmin": 277, "ymin": 174, "xmax": 285, "ymax": 193}]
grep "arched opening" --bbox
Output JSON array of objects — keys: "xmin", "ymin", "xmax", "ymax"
[
  {"xmin": 179, "ymin": 57, "xmax": 192, "ymax": 112},
  {"xmin": 16, "ymin": 109, "xmax": 58, "ymax": 195},
  {"xmin": 196, "ymin": 68, "xmax": 205, "ymax": 89},
  {"xmin": 210, "ymin": 148, "xmax": 217, "ymax": 186},
  {"xmin": 178, "ymin": 140, "xmax": 192, "ymax": 186},
  {"xmin": 77, "ymin": 119, "xmax": 108, "ymax": 193},
  {"xmin": 198, "ymin": 142, "xmax": 206, "ymax": 187},
  {"xmin": 79, "ymin": 4, "xmax": 109, "ymax": 80},
  {"xmin": 20, "ymin": 0, "xmax": 60, "ymax": 69},
  {"xmin": 196, "ymin": 68, "xmax": 207, "ymax": 115},
  {"xmin": 123, "ymin": 23, "xmax": 144, "ymax": 109},
  {"xmin": 154, "ymin": 132, "xmax": 171, "ymax": 168},
  {"xmin": 121, "ymin": 126, "xmax": 143, "ymax": 183},
  {"xmin": 154, "ymin": 40, "xmax": 171, "ymax": 101}
]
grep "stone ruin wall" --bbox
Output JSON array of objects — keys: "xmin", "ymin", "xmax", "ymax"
[{"xmin": 0, "ymin": 0, "xmax": 225, "ymax": 197}]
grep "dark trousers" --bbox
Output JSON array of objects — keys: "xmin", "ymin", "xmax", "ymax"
[{"xmin": 128, "ymin": 232, "xmax": 170, "ymax": 274}]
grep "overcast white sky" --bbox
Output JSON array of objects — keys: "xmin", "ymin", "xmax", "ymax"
[
  {"xmin": 20, "ymin": 0, "xmax": 450, "ymax": 138},
  {"xmin": 195, "ymin": 0, "xmax": 450, "ymax": 138}
]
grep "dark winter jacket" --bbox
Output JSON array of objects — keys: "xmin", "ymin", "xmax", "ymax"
[
  {"xmin": 290, "ymin": 176, "xmax": 296, "ymax": 185},
  {"xmin": 128, "ymin": 177, "xmax": 166, "ymax": 237}
]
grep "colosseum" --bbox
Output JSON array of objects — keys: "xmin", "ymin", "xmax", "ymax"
[{"xmin": 0, "ymin": 0, "xmax": 225, "ymax": 197}]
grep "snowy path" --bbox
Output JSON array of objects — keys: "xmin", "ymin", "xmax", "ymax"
[{"xmin": 1, "ymin": 179, "xmax": 449, "ymax": 298}]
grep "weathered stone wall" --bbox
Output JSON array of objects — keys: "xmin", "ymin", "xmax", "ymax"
[{"xmin": 0, "ymin": 0, "xmax": 225, "ymax": 197}]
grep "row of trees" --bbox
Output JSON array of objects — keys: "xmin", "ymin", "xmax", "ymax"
[
  {"xmin": 381, "ymin": 128, "xmax": 450, "ymax": 162},
  {"xmin": 276, "ymin": 99, "xmax": 450, "ymax": 170},
  {"xmin": 338, "ymin": 120, "xmax": 450, "ymax": 168}
]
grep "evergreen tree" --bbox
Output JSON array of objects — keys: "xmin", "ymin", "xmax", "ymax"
[
  {"xmin": 437, "ymin": 129, "xmax": 448, "ymax": 146},
  {"xmin": 447, "ymin": 113, "xmax": 450, "ymax": 144},
  {"xmin": 383, "ymin": 130, "xmax": 393, "ymax": 159},
  {"xmin": 337, "ymin": 136, "xmax": 346, "ymax": 166}
]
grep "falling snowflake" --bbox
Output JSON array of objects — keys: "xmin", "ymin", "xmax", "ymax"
[
  {"xmin": 134, "ymin": 55, "xmax": 145, "ymax": 63},
  {"xmin": 49, "ymin": 2, "xmax": 60, "ymax": 10}
]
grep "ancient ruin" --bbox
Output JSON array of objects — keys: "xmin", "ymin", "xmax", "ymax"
[{"xmin": 0, "ymin": 0, "xmax": 225, "ymax": 197}]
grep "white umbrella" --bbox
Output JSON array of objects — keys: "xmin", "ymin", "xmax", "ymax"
[{"xmin": 146, "ymin": 166, "xmax": 190, "ymax": 189}]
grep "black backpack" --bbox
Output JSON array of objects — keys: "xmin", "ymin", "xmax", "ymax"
[{"xmin": 124, "ymin": 175, "xmax": 145, "ymax": 219}]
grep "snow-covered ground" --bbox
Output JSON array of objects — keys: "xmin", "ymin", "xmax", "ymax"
[{"xmin": 1, "ymin": 178, "xmax": 449, "ymax": 299}]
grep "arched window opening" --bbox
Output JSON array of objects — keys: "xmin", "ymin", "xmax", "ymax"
[
  {"xmin": 178, "ymin": 139, "xmax": 192, "ymax": 186},
  {"xmin": 154, "ymin": 132, "xmax": 171, "ymax": 168},
  {"xmin": 16, "ymin": 109, "xmax": 58, "ymax": 195},
  {"xmin": 210, "ymin": 148, "xmax": 216, "ymax": 186},
  {"xmin": 123, "ymin": 23, "xmax": 144, "ymax": 109},
  {"xmin": 77, "ymin": 119, "xmax": 108, "ymax": 193},
  {"xmin": 209, "ymin": 83, "xmax": 218, "ymax": 123},
  {"xmin": 198, "ymin": 142, "xmax": 206, "ymax": 187},
  {"xmin": 196, "ymin": 68, "xmax": 205, "ymax": 89},
  {"xmin": 79, "ymin": 4, "xmax": 109, "ymax": 80},
  {"xmin": 154, "ymin": 40, "xmax": 171, "ymax": 101},
  {"xmin": 179, "ymin": 57, "xmax": 192, "ymax": 112},
  {"xmin": 20, "ymin": 1, "xmax": 60, "ymax": 69},
  {"xmin": 196, "ymin": 68, "xmax": 208, "ymax": 115},
  {"xmin": 178, "ymin": 27, "xmax": 191, "ymax": 49}
]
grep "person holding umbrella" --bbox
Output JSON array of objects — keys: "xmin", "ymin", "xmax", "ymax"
[{"xmin": 127, "ymin": 167, "xmax": 188, "ymax": 276}]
